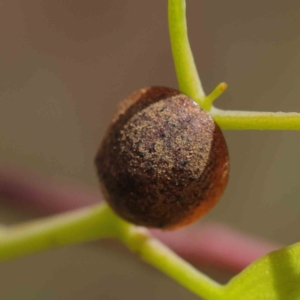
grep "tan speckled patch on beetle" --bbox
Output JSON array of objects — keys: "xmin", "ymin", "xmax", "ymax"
[{"xmin": 95, "ymin": 86, "xmax": 229, "ymax": 229}]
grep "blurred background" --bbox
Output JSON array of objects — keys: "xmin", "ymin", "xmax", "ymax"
[{"xmin": 1, "ymin": 0, "xmax": 300, "ymax": 299}]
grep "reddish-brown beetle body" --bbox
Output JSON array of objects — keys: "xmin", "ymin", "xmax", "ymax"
[{"xmin": 95, "ymin": 86, "xmax": 229, "ymax": 229}]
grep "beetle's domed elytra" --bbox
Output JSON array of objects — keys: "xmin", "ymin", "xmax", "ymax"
[{"xmin": 95, "ymin": 86, "xmax": 229, "ymax": 229}]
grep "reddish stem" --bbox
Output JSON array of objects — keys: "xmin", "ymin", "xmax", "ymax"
[{"xmin": 0, "ymin": 165, "xmax": 280, "ymax": 272}]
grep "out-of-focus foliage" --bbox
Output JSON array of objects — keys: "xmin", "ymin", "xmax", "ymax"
[{"xmin": 223, "ymin": 243, "xmax": 300, "ymax": 300}]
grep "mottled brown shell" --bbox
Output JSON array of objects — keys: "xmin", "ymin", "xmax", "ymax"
[{"xmin": 95, "ymin": 86, "xmax": 229, "ymax": 229}]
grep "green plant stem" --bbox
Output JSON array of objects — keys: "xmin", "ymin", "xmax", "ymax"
[
  {"xmin": 116, "ymin": 223, "xmax": 224, "ymax": 300},
  {"xmin": 168, "ymin": 0, "xmax": 227, "ymax": 112},
  {"xmin": 168, "ymin": 0, "xmax": 206, "ymax": 105},
  {"xmin": 0, "ymin": 204, "xmax": 115, "ymax": 261},
  {"xmin": 211, "ymin": 107, "xmax": 300, "ymax": 130},
  {"xmin": 204, "ymin": 83, "xmax": 227, "ymax": 111},
  {"xmin": 0, "ymin": 203, "xmax": 224, "ymax": 299},
  {"xmin": 168, "ymin": 0, "xmax": 300, "ymax": 131}
]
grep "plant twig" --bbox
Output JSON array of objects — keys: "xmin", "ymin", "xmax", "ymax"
[
  {"xmin": 0, "ymin": 166, "xmax": 280, "ymax": 273},
  {"xmin": 0, "ymin": 201, "xmax": 224, "ymax": 299},
  {"xmin": 0, "ymin": 204, "xmax": 114, "ymax": 261},
  {"xmin": 203, "ymin": 83, "xmax": 227, "ymax": 111},
  {"xmin": 116, "ymin": 223, "xmax": 224, "ymax": 300},
  {"xmin": 211, "ymin": 107, "xmax": 300, "ymax": 130},
  {"xmin": 168, "ymin": 0, "xmax": 206, "ymax": 105}
]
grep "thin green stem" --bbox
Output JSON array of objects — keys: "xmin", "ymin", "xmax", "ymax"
[
  {"xmin": 168, "ymin": 0, "xmax": 226, "ymax": 110},
  {"xmin": 203, "ymin": 83, "xmax": 227, "ymax": 111},
  {"xmin": 168, "ymin": 0, "xmax": 206, "ymax": 105},
  {"xmin": 211, "ymin": 107, "xmax": 300, "ymax": 130},
  {"xmin": 0, "ymin": 202, "xmax": 224, "ymax": 299},
  {"xmin": 0, "ymin": 203, "xmax": 115, "ymax": 261},
  {"xmin": 114, "ymin": 219, "xmax": 225, "ymax": 300},
  {"xmin": 169, "ymin": 0, "xmax": 300, "ymax": 131}
]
